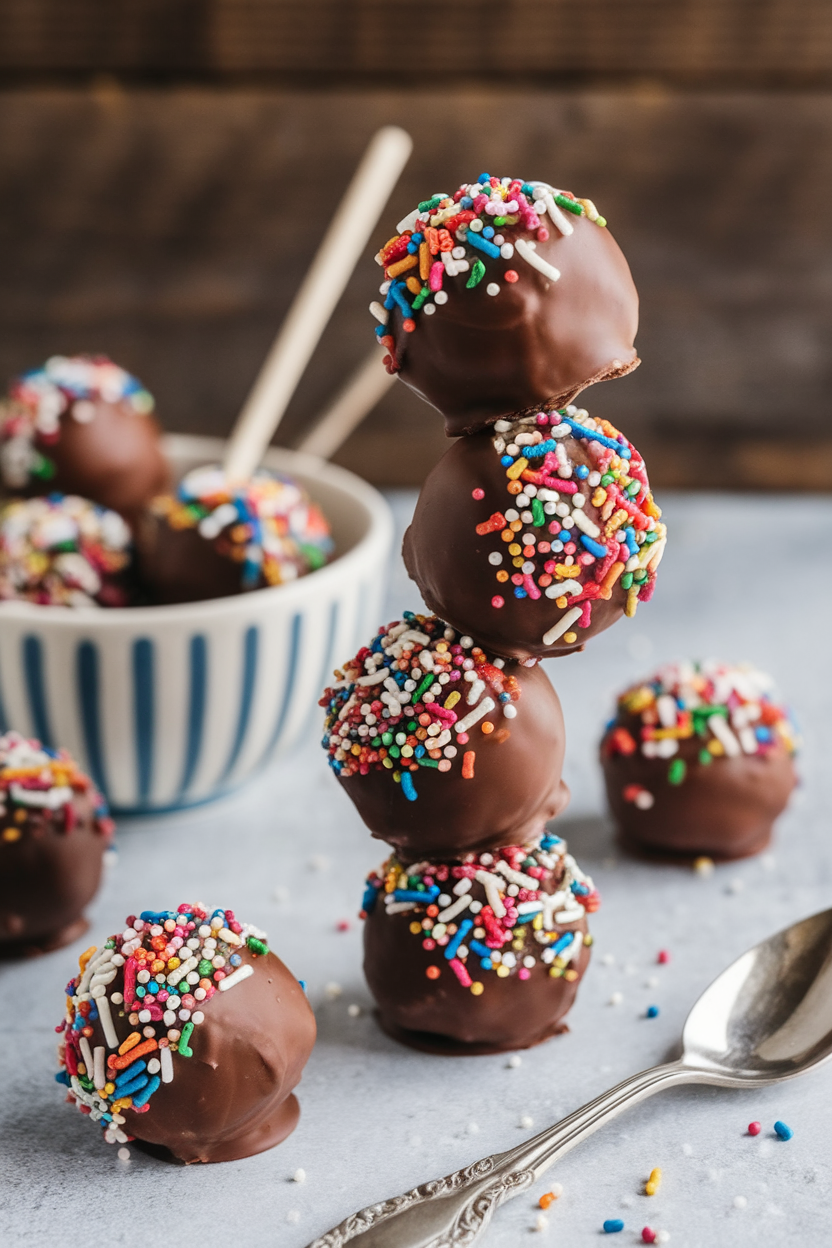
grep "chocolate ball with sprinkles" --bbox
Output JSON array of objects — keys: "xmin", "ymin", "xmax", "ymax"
[
  {"xmin": 403, "ymin": 404, "xmax": 667, "ymax": 661},
  {"xmin": 320, "ymin": 613, "xmax": 570, "ymax": 859},
  {"xmin": 601, "ymin": 661, "xmax": 799, "ymax": 861},
  {"xmin": 0, "ymin": 355, "xmax": 169, "ymax": 519},
  {"xmin": 362, "ymin": 831, "xmax": 598, "ymax": 1054},
  {"xmin": 0, "ymin": 494, "xmax": 135, "ymax": 606},
  {"xmin": 136, "ymin": 465, "xmax": 334, "ymax": 604},
  {"xmin": 373, "ymin": 176, "xmax": 639, "ymax": 436},
  {"xmin": 56, "ymin": 904, "xmax": 316, "ymax": 1163},
  {"xmin": 0, "ymin": 732, "xmax": 114, "ymax": 955}
]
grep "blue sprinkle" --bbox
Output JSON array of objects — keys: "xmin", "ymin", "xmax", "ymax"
[
  {"xmin": 514, "ymin": 587, "xmax": 527, "ymax": 598},
  {"xmin": 394, "ymin": 886, "xmax": 440, "ymax": 904},
  {"xmin": 774, "ymin": 1120, "xmax": 793, "ymax": 1141},
  {"xmin": 478, "ymin": 172, "xmax": 491, "ymax": 184},
  {"xmin": 115, "ymin": 1072, "xmax": 150, "ymax": 1100},
  {"xmin": 114, "ymin": 1059, "xmax": 147, "ymax": 1090},
  {"xmin": 467, "ymin": 230, "xmax": 501, "ymax": 260},
  {"xmin": 571, "ymin": 882, "xmax": 590, "ymax": 895},
  {"xmin": 389, "ymin": 281, "xmax": 412, "ymax": 317},
  {"xmin": 130, "ymin": 1075, "xmax": 161, "ymax": 1110},
  {"xmin": 362, "ymin": 885, "xmax": 379, "ymax": 913},
  {"xmin": 498, "ymin": 692, "xmax": 511, "ymax": 703},
  {"xmin": 482, "ymin": 226, "xmax": 495, "ymax": 239},
  {"xmin": 444, "ymin": 918, "xmax": 474, "ymax": 960},
  {"xmin": 576, "ymin": 464, "xmax": 589, "ymax": 479},
  {"xmin": 623, "ymin": 528, "xmax": 638, "ymax": 558},
  {"xmin": 646, "ymin": 1005, "xmax": 660, "ymax": 1018},
  {"xmin": 374, "ymin": 323, "xmax": 386, "ymax": 337},
  {"xmin": 400, "ymin": 771, "xmax": 418, "ymax": 802},
  {"xmin": 298, "ymin": 979, "xmax": 307, "ymax": 992},
  {"xmin": 755, "ymin": 725, "xmax": 772, "ymax": 742},
  {"xmin": 541, "ymin": 834, "xmax": 562, "ymax": 850},
  {"xmin": 414, "ymin": 744, "xmax": 426, "ymax": 759},
  {"xmin": 603, "ymin": 1219, "xmax": 625, "ymax": 1234},
  {"xmin": 406, "ymin": 242, "xmax": 418, "ymax": 254},
  {"xmin": 55, "ymin": 1071, "xmax": 71, "ymax": 1085},
  {"xmin": 580, "ymin": 534, "xmax": 609, "ymax": 559},
  {"xmin": 480, "ymin": 958, "xmax": 493, "ymax": 970},
  {"xmin": 500, "ymin": 455, "xmax": 514, "ymax": 467},
  {"xmin": 460, "ymin": 197, "xmax": 473, "ymax": 208},
  {"xmin": 550, "ymin": 932, "xmax": 575, "ymax": 957},
  {"xmin": 563, "ymin": 416, "xmax": 632, "ymax": 457},
  {"xmin": 523, "ymin": 439, "xmax": 556, "ymax": 459},
  {"xmin": 521, "ymin": 183, "xmax": 535, "ymax": 196},
  {"xmin": 469, "ymin": 939, "xmax": 493, "ymax": 958},
  {"xmin": 411, "ymin": 232, "xmax": 423, "ymax": 244}
]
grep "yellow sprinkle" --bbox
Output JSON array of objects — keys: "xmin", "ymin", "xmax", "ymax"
[
  {"xmin": 708, "ymin": 738, "xmax": 725, "ymax": 756},
  {"xmin": 532, "ymin": 913, "xmax": 543, "ymax": 930},
  {"xmin": 645, "ymin": 1167, "xmax": 662, "ymax": 1196},
  {"xmin": 564, "ymin": 969, "xmax": 579, "ymax": 982},
  {"xmin": 443, "ymin": 690, "xmax": 461, "ymax": 710},
  {"xmin": 386, "ymin": 253, "xmax": 418, "ymax": 278},
  {"xmin": 78, "ymin": 945, "xmax": 98, "ymax": 974},
  {"xmin": 506, "ymin": 456, "xmax": 528, "ymax": 480},
  {"xmin": 405, "ymin": 275, "xmax": 421, "ymax": 295},
  {"xmin": 555, "ymin": 595, "xmax": 568, "ymax": 608},
  {"xmin": 549, "ymin": 965, "xmax": 563, "ymax": 978},
  {"xmin": 508, "ymin": 543, "xmax": 522, "ymax": 556},
  {"xmin": 470, "ymin": 982, "xmax": 484, "ymax": 996},
  {"xmin": 694, "ymin": 856, "xmax": 715, "ymax": 876},
  {"xmin": 625, "ymin": 585, "xmax": 639, "ymax": 617},
  {"xmin": 496, "ymin": 964, "xmax": 511, "ymax": 978},
  {"xmin": 409, "ymin": 922, "xmax": 422, "ymax": 935},
  {"xmin": 1, "ymin": 827, "xmax": 21, "ymax": 842},
  {"xmin": 591, "ymin": 486, "xmax": 607, "ymax": 506}
]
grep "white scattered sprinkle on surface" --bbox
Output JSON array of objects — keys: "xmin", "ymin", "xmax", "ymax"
[
  {"xmin": 324, "ymin": 982, "xmax": 343, "ymax": 999},
  {"xmin": 292, "ymin": 1169, "xmax": 306, "ymax": 1184},
  {"xmin": 734, "ymin": 1196, "xmax": 748, "ymax": 1210},
  {"xmin": 534, "ymin": 1212, "xmax": 549, "ymax": 1231},
  {"xmin": 286, "ymin": 1210, "xmax": 300, "ymax": 1224},
  {"xmin": 347, "ymin": 1003, "xmax": 361, "ymax": 1017},
  {"xmin": 609, "ymin": 992, "xmax": 624, "ymax": 1006},
  {"xmin": 117, "ymin": 1147, "xmax": 130, "ymax": 1162},
  {"xmin": 519, "ymin": 1115, "xmax": 534, "ymax": 1129},
  {"xmin": 507, "ymin": 1054, "xmax": 522, "ymax": 1068}
]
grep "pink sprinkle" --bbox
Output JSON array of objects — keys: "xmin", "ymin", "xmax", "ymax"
[
  {"xmin": 336, "ymin": 920, "xmax": 350, "ymax": 932},
  {"xmin": 491, "ymin": 595, "xmax": 505, "ymax": 609},
  {"xmin": 518, "ymin": 967, "xmax": 531, "ymax": 980},
  {"xmin": 748, "ymin": 1121, "xmax": 762, "ymax": 1136},
  {"xmin": 536, "ymin": 413, "xmax": 548, "ymax": 426},
  {"xmin": 472, "ymin": 488, "xmax": 485, "ymax": 500},
  {"xmin": 457, "ymin": 732, "xmax": 469, "ymax": 744},
  {"xmin": 642, "ymin": 1230, "xmax": 657, "ymax": 1244},
  {"xmin": 537, "ymin": 227, "xmax": 549, "ymax": 241},
  {"xmin": 449, "ymin": 957, "xmax": 472, "ymax": 987},
  {"xmin": 429, "ymin": 260, "xmax": 444, "ymax": 292},
  {"xmin": 657, "ymin": 950, "xmax": 671, "ymax": 964},
  {"xmin": 523, "ymin": 574, "xmax": 541, "ymax": 600}
]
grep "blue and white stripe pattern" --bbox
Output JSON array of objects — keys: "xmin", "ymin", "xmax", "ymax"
[{"xmin": 0, "ymin": 440, "xmax": 392, "ymax": 814}]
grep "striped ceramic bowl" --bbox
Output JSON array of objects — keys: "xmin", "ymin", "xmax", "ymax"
[{"xmin": 0, "ymin": 434, "xmax": 393, "ymax": 814}]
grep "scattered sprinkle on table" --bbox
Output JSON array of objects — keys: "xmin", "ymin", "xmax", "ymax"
[
  {"xmin": 604, "ymin": 1218, "xmax": 625, "ymax": 1233},
  {"xmin": 645, "ymin": 1166, "xmax": 662, "ymax": 1195},
  {"xmin": 733, "ymin": 1196, "xmax": 748, "ymax": 1209},
  {"xmin": 507, "ymin": 1054, "xmax": 523, "ymax": 1068},
  {"xmin": 519, "ymin": 1114, "xmax": 534, "ymax": 1128},
  {"xmin": 610, "ymin": 992, "xmax": 624, "ymax": 1006},
  {"xmin": 774, "ymin": 1120, "xmax": 793, "ymax": 1140},
  {"xmin": 657, "ymin": 950, "xmax": 670, "ymax": 964},
  {"xmin": 292, "ymin": 1168, "xmax": 306, "ymax": 1183},
  {"xmin": 694, "ymin": 856, "xmax": 714, "ymax": 876},
  {"xmin": 646, "ymin": 1005, "xmax": 660, "ymax": 1018},
  {"xmin": 347, "ymin": 1004, "xmax": 361, "ymax": 1017},
  {"xmin": 534, "ymin": 1213, "xmax": 549, "ymax": 1232},
  {"xmin": 748, "ymin": 1121, "xmax": 761, "ymax": 1135}
]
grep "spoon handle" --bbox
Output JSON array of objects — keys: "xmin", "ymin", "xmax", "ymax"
[{"xmin": 307, "ymin": 1061, "xmax": 699, "ymax": 1248}]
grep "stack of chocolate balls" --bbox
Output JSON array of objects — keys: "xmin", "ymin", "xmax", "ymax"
[{"xmin": 319, "ymin": 174, "xmax": 668, "ymax": 1053}]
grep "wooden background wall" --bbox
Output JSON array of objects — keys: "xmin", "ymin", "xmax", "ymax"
[{"xmin": 1, "ymin": 1, "xmax": 830, "ymax": 489}]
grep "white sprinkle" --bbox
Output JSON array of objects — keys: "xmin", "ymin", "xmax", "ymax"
[
  {"xmin": 515, "ymin": 236, "xmax": 561, "ymax": 282},
  {"xmin": 486, "ymin": 282, "xmax": 500, "ymax": 296},
  {"xmin": 423, "ymin": 303, "xmax": 436, "ymax": 315},
  {"xmin": 93, "ymin": 1046, "xmax": 106, "ymax": 1091},
  {"xmin": 437, "ymin": 894, "xmax": 471, "ymax": 923},
  {"xmin": 160, "ymin": 1045, "xmax": 174, "ymax": 1084},
  {"xmin": 534, "ymin": 1213, "xmax": 549, "ymax": 1232},
  {"xmin": 709, "ymin": 714, "xmax": 742, "ymax": 757},
  {"xmin": 542, "ymin": 606, "xmax": 582, "ymax": 647},
  {"xmin": 507, "ymin": 1054, "xmax": 522, "ymax": 1068},
  {"xmin": 455, "ymin": 696, "xmax": 495, "ymax": 734},
  {"xmin": 117, "ymin": 1147, "xmax": 131, "ymax": 1162},
  {"xmin": 218, "ymin": 964, "xmax": 254, "ymax": 992},
  {"xmin": 293, "ymin": 1168, "xmax": 306, "ymax": 1183},
  {"xmin": 682, "ymin": 1142, "xmax": 693, "ymax": 1156},
  {"xmin": 609, "ymin": 992, "xmax": 624, "ymax": 1006},
  {"xmin": 656, "ymin": 1233, "xmax": 671, "ymax": 1245},
  {"xmin": 96, "ymin": 994, "xmax": 119, "ymax": 1050},
  {"xmin": 571, "ymin": 508, "xmax": 601, "ymax": 540},
  {"xmin": 519, "ymin": 1115, "xmax": 534, "ymax": 1129},
  {"xmin": 733, "ymin": 1195, "xmax": 748, "ymax": 1210},
  {"xmin": 369, "ymin": 301, "xmax": 388, "ymax": 325},
  {"xmin": 475, "ymin": 870, "xmax": 506, "ymax": 918},
  {"xmin": 347, "ymin": 1004, "xmax": 361, "ymax": 1017},
  {"xmin": 325, "ymin": 981, "xmax": 343, "ymax": 999},
  {"xmin": 503, "ymin": 704, "xmax": 517, "ymax": 719},
  {"xmin": 286, "ymin": 1210, "xmax": 300, "ymax": 1224},
  {"xmin": 434, "ymin": 290, "xmax": 448, "ymax": 305}
]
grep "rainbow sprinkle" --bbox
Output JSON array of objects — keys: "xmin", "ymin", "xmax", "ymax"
[
  {"xmin": 151, "ymin": 466, "xmax": 333, "ymax": 590},
  {"xmin": 372, "ymin": 175, "xmax": 607, "ymax": 368},
  {"xmin": 0, "ymin": 493, "xmax": 133, "ymax": 606},
  {"xmin": 0, "ymin": 731, "xmax": 112, "ymax": 841},
  {"xmin": 320, "ymin": 613, "xmax": 523, "ymax": 798},
  {"xmin": 56, "ymin": 905, "xmax": 270, "ymax": 1145},
  {"xmin": 362, "ymin": 831, "xmax": 599, "ymax": 993},
  {"xmin": 477, "ymin": 405, "xmax": 666, "ymax": 642},
  {"xmin": 0, "ymin": 355, "xmax": 154, "ymax": 491},
  {"xmin": 603, "ymin": 660, "xmax": 799, "ymax": 797}
]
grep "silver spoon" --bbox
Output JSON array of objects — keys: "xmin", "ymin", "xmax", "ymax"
[{"xmin": 308, "ymin": 907, "xmax": 832, "ymax": 1248}]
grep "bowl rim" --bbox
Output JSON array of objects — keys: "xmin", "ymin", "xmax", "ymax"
[{"xmin": 0, "ymin": 435, "xmax": 393, "ymax": 625}]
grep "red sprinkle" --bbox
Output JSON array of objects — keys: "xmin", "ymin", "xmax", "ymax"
[
  {"xmin": 657, "ymin": 950, "xmax": 671, "ymax": 964},
  {"xmin": 491, "ymin": 595, "xmax": 505, "ymax": 609},
  {"xmin": 748, "ymin": 1121, "xmax": 762, "ymax": 1135},
  {"xmin": 336, "ymin": 920, "xmax": 350, "ymax": 932},
  {"xmin": 504, "ymin": 269, "xmax": 519, "ymax": 283},
  {"xmin": 642, "ymin": 1230, "xmax": 657, "ymax": 1244},
  {"xmin": 471, "ymin": 488, "xmax": 485, "ymax": 500}
]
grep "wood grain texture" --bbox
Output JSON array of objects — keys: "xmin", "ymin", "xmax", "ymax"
[
  {"xmin": 1, "ymin": 0, "xmax": 831, "ymax": 84},
  {"xmin": 0, "ymin": 85, "xmax": 830, "ymax": 488}
]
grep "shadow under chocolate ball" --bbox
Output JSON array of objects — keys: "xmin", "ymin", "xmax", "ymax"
[{"xmin": 338, "ymin": 660, "xmax": 569, "ymax": 861}]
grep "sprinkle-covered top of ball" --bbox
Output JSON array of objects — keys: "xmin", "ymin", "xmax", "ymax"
[
  {"xmin": 148, "ymin": 466, "xmax": 334, "ymax": 592},
  {"xmin": 603, "ymin": 660, "xmax": 798, "ymax": 789},
  {"xmin": 0, "ymin": 494, "xmax": 133, "ymax": 607},
  {"xmin": 0, "ymin": 355, "xmax": 155, "ymax": 492},
  {"xmin": 0, "ymin": 730, "xmax": 113, "ymax": 839},
  {"xmin": 363, "ymin": 830, "xmax": 599, "ymax": 993},
  {"xmin": 372, "ymin": 175, "xmax": 639, "ymax": 434},
  {"xmin": 57, "ymin": 904, "xmax": 271, "ymax": 1138},
  {"xmin": 320, "ymin": 613, "xmax": 523, "ymax": 801}
]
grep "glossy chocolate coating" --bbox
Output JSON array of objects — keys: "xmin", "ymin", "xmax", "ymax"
[
  {"xmin": 87, "ymin": 949, "xmax": 316, "ymax": 1163},
  {"xmin": 404, "ymin": 431, "xmax": 634, "ymax": 660},
  {"xmin": 135, "ymin": 512, "xmax": 251, "ymax": 604},
  {"xmin": 337, "ymin": 660, "xmax": 569, "ymax": 860},
  {"xmin": 364, "ymin": 895, "xmax": 589, "ymax": 1055},
  {"xmin": 390, "ymin": 215, "xmax": 639, "ymax": 436},
  {"xmin": 601, "ymin": 729, "xmax": 797, "ymax": 861},
  {"xmin": 25, "ymin": 400, "xmax": 169, "ymax": 522},
  {"xmin": 0, "ymin": 790, "xmax": 106, "ymax": 955}
]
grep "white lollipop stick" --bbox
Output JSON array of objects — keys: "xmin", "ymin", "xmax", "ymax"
[
  {"xmin": 296, "ymin": 350, "xmax": 395, "ymax": 460},
  {"xmin": 223, "ymin": 125, "xmax": 412, "ymax": 483}
]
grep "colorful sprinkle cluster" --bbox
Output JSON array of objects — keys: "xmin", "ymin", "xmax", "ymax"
[
  {"xmin": 0, "ymin": 731, "xmax": 113, "ymax": 841},
  {"xmin": 56, "ymin": 905, "xmax": 270, "ymax": 1144},
  {"xmin": 320, "ymin": 613, "xmax": 523, "ymax": 800},
  {"xmin": 151, "ymin": 466, "xmax": 333, "ymax": 590},
  {"xmin": 362, "ymin": 831, "xmax": 599, "ymax": 993},
  {"xmin": 604, "ymin": 660, "xmax": 798, "ymax": 798},
  {"xmin": 0, "ymin": 494, "xmax": 133, "ymax": 606},
  {"xmin": 0, "ymin": 355, "xmax": 154, "ymax": 491},
  {"xmin": 477, "ymin": 406, "xmax": 666, "ymax": 643},
  {"xmin": 372, "ymin": 174, "xmax": 607, "ymax": 366}
]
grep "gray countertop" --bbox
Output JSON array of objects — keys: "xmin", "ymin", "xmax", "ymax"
[{"xmin": 2, "ymin": 490, "xmax": 831, "ymax": 1248}]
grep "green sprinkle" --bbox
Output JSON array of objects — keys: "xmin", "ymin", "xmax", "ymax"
[
  {"xmin": 417, "ymin": 757, "xmax": 440, "ymax": 768},
  {"xmin": 381, "ymin": 731, "xmax": 394, "ymax": 746},
  {"xmin": 300, "ymin": 544, "xmax": 327, "ymax": 570},
  {"xmin": 627, "ymin": 480, "xmax": 641, "ymax": 497},
  {"xmin": 247, "ymin": 936, "xmax": 268, "ymax": 956},
  {"xmin": 634, "ymin": 570, "xmax": 648, "ymax": 584},
  {"xmin": 407, "ymin": 720, "xmax": 418, "ymax": 731},
  {"xmin": 388, "ymin": 745, "xmax": 400, "ymax": 759},
  {"xmin": 467, "ymin": 259, "xmax": 486, "ymax": 288},
  {"xmin": 621, "ymin": 572, "xmax": 634, "ymax": 590},
  {"xmin": 178, "ymin": 981, "xmax": 189, "ymax": 995},
  {"xmin": 643, "ymin": 530, "xmax": 659, "ymax": 544},
  {"xmin": 493, "ymin": 215, "xmax": 507, "ymax": 227},
  {"xmin": 418, "ymin": 196, "xmax": 443, "ymax": 213},
  {"xmin": 413, "ymin": 673, "xmax": 434, "ymax": 702},
  {"xmin": 198, "ymin": 959, "xmax": 214, "ymax": 977},
  {"xmin": 178, "ymin": 1021, "xmax": 195, "ymax": 1058},
  {"xmin": 668, "ymin": 758, "xmax": 687, "ymax": 786},
  {"xmin": 699, "ymin": 749, "xmax": 712, "ymax": 765},
  {"xmin": 371, "ymin": 736, "xmax": 381, "ymax": 748},
  {"xmin": 31, "ymin": 453, "xmax": 56, "ymax": 480},
  {"xmin": 596, "ymin": 216, "xmax": 607, "ymax": 227},
  {"xmin": 601, "ymin": 472, "xmax": 615, "ymax": 486},
  {"xmin": 554, "ymin": 194, "xmax": 584, "ymax": 215},
  {"xmin": 531, "ymin": 497, "xmax": 546, "ymax": 527},
  {"xmin": 412, "ymin": 285, "xmax": 431, "ymax": 311}
]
